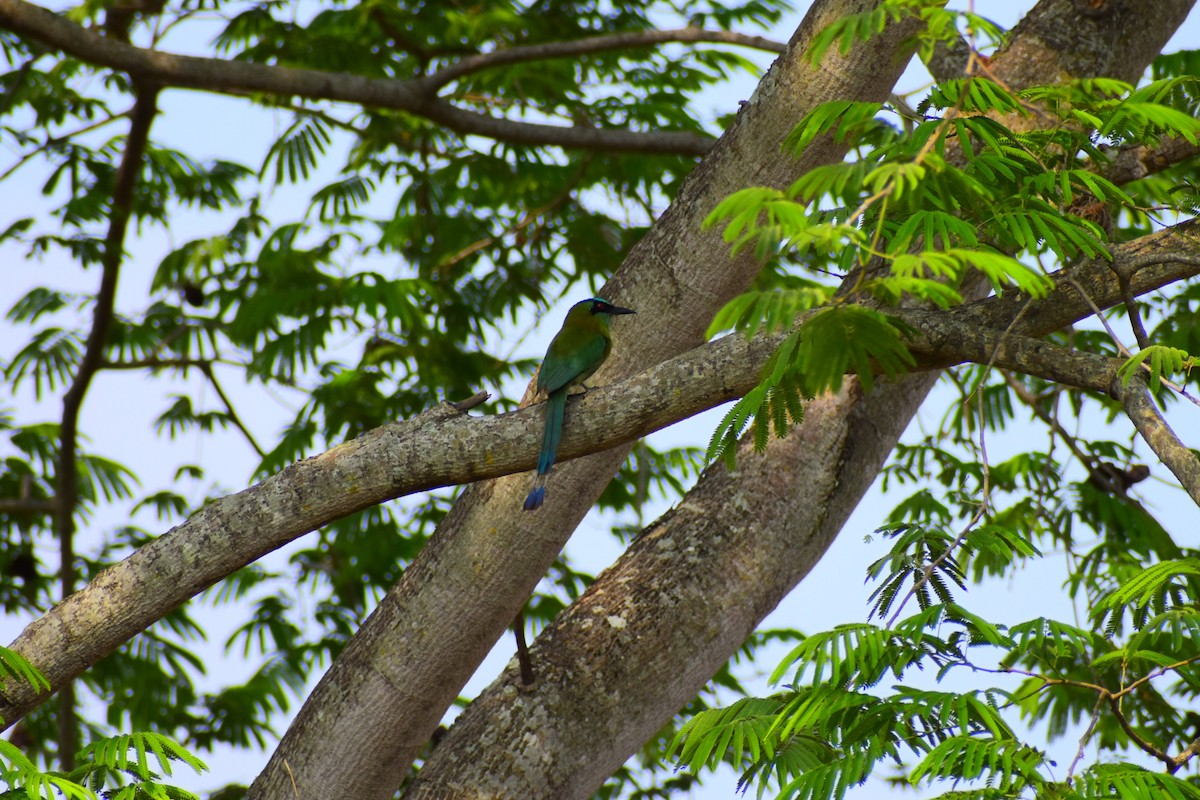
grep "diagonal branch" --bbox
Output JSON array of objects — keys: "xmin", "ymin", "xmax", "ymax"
[
  {"xmin": 1115, "ymin": 376, "xmax": 1200, "ymax": 506},
  {"xmin": 425, "ymin": 27, "xmax": 786, "ymax": 90},
  {"xmin": 0, "ymin": 0, "xmax": 716, "ymax": 155},
  {"xmin": 1106, "ymin": 694, "xmax": 1177, "ymax": 771},
  {"xmin": 199, "ymin": 362, "xmax": 265, "ymax": 458}
]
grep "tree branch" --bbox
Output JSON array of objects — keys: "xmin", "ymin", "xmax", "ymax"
[
  {"xmin": 994, "ymin": 659, "xmax": 1200, "ymax": 775},
  {"xmin": 959, "ymin": 221, "xmax": 1200, "ymax": 337},
  {"xmin": 0, "ymin": 499, "xmax": 57, "ymax": 514},
  {"xmin": 1099, "ymin": 137, "xmax": 1200, "ymax": 186},
  {"xmin": 1106, "ymin": 694, "xmax": 1177, "ymax": 771},
  {"xmin": 100, "ymin": 357, "xmax": 211, "ymax": 370},
  {"xmin": 52, "ymin": 81, "xmax": 158, "ymax": 769},
  {"xmin": 0, "ymin": 0, "xmax": 716, "ymax": 155},
  {"xmin": 425, "ymin": 27, "xmax": 786, "ymax": 90},
  {"xmin": 1115, "ymin": 376, "xmax": 1200, "ymax": 506}
]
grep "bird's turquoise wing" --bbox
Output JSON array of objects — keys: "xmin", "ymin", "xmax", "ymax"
[{"xmin": 538, "ymin": 332, "xmax": 611, "ymax": 393}]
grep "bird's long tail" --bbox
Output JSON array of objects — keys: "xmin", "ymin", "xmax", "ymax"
[{"xmin": 524, "ymin": 388, "xmax": 567, "ymax": 511}]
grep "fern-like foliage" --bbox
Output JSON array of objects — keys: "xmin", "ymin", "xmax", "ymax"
[
  {"xmin": 1118, "ymin": 344, "xmax": 1196, "ymax": 391},
  {"xmin": 0, "ymin": 647, "xmax": 49, "ymax": 710},
  {"xmin": 0, "ymin": 731, "xmax": 206, "ymax": 799},
  {"xmin": 706, "ymin": 306, "xmax": 914, "ymax": 465},
  {"xmin": 1072, "ymin": 763, "xmax": 1200, "ymax": 800},
  {"xmin": 908, "ymin": 735, "xmax": 1047, "ymax": 794},
  {"xmin": 706, "ymin": 280, "xmax": 835, "ymax": 339},
  {"xmin": 1091, "ymin": 558, "xmax": 1200, "ymax": 634}
]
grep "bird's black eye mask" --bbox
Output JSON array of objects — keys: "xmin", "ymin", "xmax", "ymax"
[{"xmin": 590, "ymin": 302, "xmax": 610, "ymax": 314}]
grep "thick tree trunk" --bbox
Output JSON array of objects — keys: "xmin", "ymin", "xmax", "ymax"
[
  {"xmin": 400, "ymin": 1, "xmax": 1196, "ymax": 798},
  {"xmin": 248, "ymin": 1, "xmax": 935, "ymax": 797}
]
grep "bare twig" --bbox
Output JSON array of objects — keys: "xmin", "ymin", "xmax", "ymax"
[
  {"xmin": 1065, "ymin": 275, "xmax": 1200, "ymax": 409},
  {"xmin": 883, "ymin": 299, "xmax": 1036, "ymax": 628},
  {"xmin": 1105, "ymin": 694, "xmax": 1176, "ymax": 770},
  {"xmin": 1113, "ymin": 653, "xmax": 1200, "ymax": 699},
  {"xmin": 200, "ymin": 362, "xmax": 265, "ymax": 458},
  {"xmin": 512, "ymin": 609, "xmax": 534, "ymax": 686},
  {"xmin": 0, "ymin": 110, "xmax": 130, "ymax": 182},
  {"xmin": 1067, "ymin": 694, "xmax": 1106, "ymax": 783},
  {"xmin": 1003, "ymin": 372, "xmax": 1093, "ymax": 468},
  {"xmin": 1114, "ymin": 268, "xmax": 1151, "ymax": 350}
]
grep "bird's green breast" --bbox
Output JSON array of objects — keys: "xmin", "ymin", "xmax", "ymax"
[{"xmin": 537, "ymin": 311, "xmax": 614, "ymax": 394}]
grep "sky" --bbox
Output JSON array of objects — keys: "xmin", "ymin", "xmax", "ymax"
[{"xmin": 1, "ymin": 1, "xmax": 1200, "ymax": 797}]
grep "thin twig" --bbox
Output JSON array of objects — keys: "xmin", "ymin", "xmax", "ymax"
[
  {"xmin": 884, "ymin": 296, "xmax": 1036, "ymax": 627},
  {"xmin": 200, "ymin": 363, "xmax": 265, "ymax": 458},
  {"xmin": 1067, "ymin": 694, "xmax": 1106, "ymax": 783},
  {"xmin": 0, "ymin": 110, "xmax": 130, "ymax": 182},
  {"xmin": 1113, "ymin": 653, "xmax": 1200, "ymax": 699},
  {"xmin": 1115, "ymin": 269, "xmax": 1151, "ymax": 350},
  {"xmin": 512, "ymin": 609, "xmax": 534, "ymax": 686},
  {"xmin": 1003, "ymin": 372, "xmax": 1094, "ymax": 469},
  {"xmin": 425, "ymin": 28, "xmax": 786, "ymax": 91}
]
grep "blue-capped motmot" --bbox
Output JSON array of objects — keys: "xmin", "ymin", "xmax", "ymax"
[{"xmin": 523, "ymin": 297, "xmax": 635, "ymax": 511}]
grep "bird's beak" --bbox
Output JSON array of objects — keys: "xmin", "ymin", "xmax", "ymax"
[{"xmin": 609, "ymin": 305, "xmax": 636, "ymax": 315}]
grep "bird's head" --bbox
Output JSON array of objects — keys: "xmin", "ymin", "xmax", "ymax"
[{"xmin": 581, "ymin": 297, "xmax": 636, "ymax": 317}]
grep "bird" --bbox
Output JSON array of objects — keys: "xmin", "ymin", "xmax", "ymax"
[{"xmin": 523, "ymin": 297, "xmax": 636, "ymax": 511}]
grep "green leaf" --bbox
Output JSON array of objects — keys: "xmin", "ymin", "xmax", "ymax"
[
  {"xmin": 1117, "ymin": 345, "xmax": 1194, "ymax": 390},
  {"xmin": 0, "ymin": 646, "xmax": 50, "ymax": 697},
  {"xmin": 908, "ymin": 735, "xmax": 1045, "ymax": 792},
  {"xmin": 706, "ymin": 283, "xmax": 833, "ymax": 339},
  {"xmin": 794, "ymin": 306, "xmax": 915, "ymax": 395},
  {"xmin": 1092, "ymin": 558, "xmax": 1200, "ymax": 630},
  {"xmin": 785, "ymin": 100, "xmax": 885, "ymax": 155},
  {"xmin": 1074, "ymin": 763, "xmax": 1200, "ymax": 800}
]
